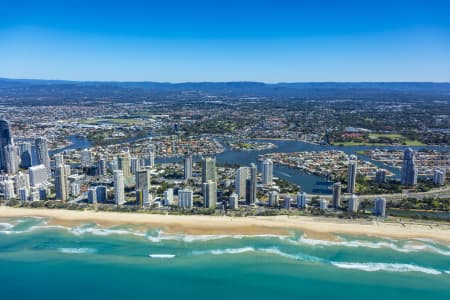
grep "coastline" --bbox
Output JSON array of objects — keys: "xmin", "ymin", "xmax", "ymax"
[{"xmin": 1, "ymin": 206, "xmax": 449, "ymax": 244}]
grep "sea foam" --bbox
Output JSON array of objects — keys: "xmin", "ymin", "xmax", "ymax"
[
  {"xmin": 331, "ymin": 262, "xmax": 442, "ymax": 275},
  {"xmin": 58, "ymin": 248, "xmax": 97, "ymax": 254},
  {"xmin": 295, "ymin": 236, "xmax": 450, "ymax": 256},
  {"xmin": 149, "ymin": 254, "xmax": 176, "ymax": 259}
]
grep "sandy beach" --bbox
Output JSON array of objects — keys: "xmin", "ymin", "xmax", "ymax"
[{"xmin": 1, "ymin": 206, "xmax": 449, "ymax": 244}]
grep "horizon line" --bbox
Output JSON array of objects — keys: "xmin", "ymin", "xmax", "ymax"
[{"xmin": 1, "ymin": 77, "xmax": 450, "ymax": 85}]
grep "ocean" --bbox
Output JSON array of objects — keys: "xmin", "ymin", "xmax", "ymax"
[{"xmin": 1, "ymin": 216, "xmax": 449, "ymax": 300}]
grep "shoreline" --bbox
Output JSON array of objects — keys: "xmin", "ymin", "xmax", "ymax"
[{"xmin": 1, "ymin": 206, "xmax": 449, "ymax": 244}]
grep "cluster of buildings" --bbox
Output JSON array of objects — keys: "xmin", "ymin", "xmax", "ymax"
[
  {"xmin": 0, "ymin": 120, "xmax": 52, "ymax": 202},
  {"xmin": 1, "ymin": 117, "xmax": 446, "ymax": 219}
]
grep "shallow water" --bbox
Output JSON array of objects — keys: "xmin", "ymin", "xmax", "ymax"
[{"xmin": 1, "ymin": 217, "xmax": 449, "ymax": 299}]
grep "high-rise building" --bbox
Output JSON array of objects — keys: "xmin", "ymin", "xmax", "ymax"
[
  {"xmin": 269, "ymin": 190, "xmax": 279, "ymax": 207},
  {"xmin": 262, "ymin": 159, "xmax": 273, "ymax": 185},
  {"xmin": 149, "ymin": 151, "xmax": 155, "ymax": 167},
  {"xmin": 319, "ymin": 199, "xmax": 328, "ymax": 211},
  {"xmin": 332, "ymin": 182, "xmax": 341, "ymax": 209},
  {"xmin": 229, "ymin": 192, "xmax": 239, "ymax": 209},
  {"xmin": 203, "ymin": 180, "xmax": 217, "ymax": 209},
  {"xmin": 235, "ymin": 167, "xmax": 249, "ymax": 199},
  {"xmin": 96, "ymin": 186, "xmax": 108, "ymax": 203},
  {"xmin": 35, "ymin": 137, "xmax": 50, "ymax": 171},
  {"xmin": 433, "ymin": 168, "xmax": 446, "ymax": 186},
  {"xmin": 297, "ymin": 191, "xmax": 307, "ymax": 209},
  {"xmin": 0, "ymin": 119, "xmax": 14, "ymax": 171},
  {"xmin": 375, "ymin": 169, "xmax": 387, "ymax": 184},
  {"xmin": 348, "ymin": 194, "xmax": 359, "ymax": 213},
  {"xmin": 246, "ymin": 163, "xmax": 257, "ymax": 205},
  {"xmin": 14, "ymin": 172, "xmax": 30, "ymax": 194},
  {"xmin": 135, "ymin": 168, "xmax": 151, "ymax": 192},
  {"xmin": 18, "ymin": 142, "xmax": 33, "ymax": 168},
  {"xmin": 1, "ymin": 179, "xmax": 16, "ymax": 200},
  {"xmin": 87, "ymin": 187, "xmax": 97, "ymax": 204},
  {"xmin": 29, "ymin": 164, "xmax": 48, "ymax": 186},
  {"xmin": 202, "ymin": 157, "xmax": 217, "ymax": 183},
  {"xmin": 184, "ymin": 154, "xmax": 193, "ymax": 180},
  {"xmin": 54, "ymin": 153, "xmax": 64, "ymax": 166},
  {"xmin": 347, "ymin": 155, "xmax": 357, "ymax": 193},
  {"xmin": 178, "ymin": 189, "xmax": 193, "ymax": 208},
  {"xmin": 118, "ymin": 152, "xmax": 131, "ymax": 179},
  {"xmin": 114, "ymin": 170, "xmax": 125, "ymax": 205},
  {"xmin": 374, "ymin": 197, "xmax": 387, "ymax": 217},
  {"xmin": 18, "ymin": 187, "xmax": 29, "ymax": 201},
  {"xmin": 163, "ymin": 188, "xmax": 174, "ymax": 206},
  {"xmin": 4, "ymin": 144, "xmax": 19, "ymax": 174},
  {"xmin": 55, "ymin": 164, "xmax": 69, "ymax": 201},
  {"xmin": 284, "ymin": 195, "xmax": 292, "ymax": 210},
  {"xmin": 401, "ymin": 148, "xmax": 418, "ymax": 186},
  {"xmin": 97, "ymin": 157, "xmax": 107, "ymax": 176},
  {"xmin": 80, "ymin": 149, "xmax": 93, "ymax": 168},
  {"xmin": 130, "ymin": 157, "xmax": 141, "ymax": 175},
  {"xmin": 71, "ymin": 182, "xmax": 80, "ymax": 197}
]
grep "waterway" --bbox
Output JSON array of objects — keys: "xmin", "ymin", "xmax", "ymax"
[{"xmin": 58, "ymin": 136, "xmax": 449, "ymax": 194}]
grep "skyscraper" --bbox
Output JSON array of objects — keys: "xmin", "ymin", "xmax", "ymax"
[
  {"xmin": 401, "ymin": 148, "xmax": 418, "ymax": 186},
  {"xmin": 18, "ymin": 142, "xmax": 32, "ymax": 168},
  {"xmin": 130, "ymin": 157, "xmax": 141, "ymax": 175},
  {"xmin": 235, "ymin": 166, "xmax": 249, "ymax": 200},
  {"xmin": 348, "ymin": 194, "xmax": 359, "ymax": 213},
  {"xmin": 347, "ymin": 155, "xmax": 357, "ymax": 193},
  {"xmin": 55, "ymin": 164, "xmax": 69, "ymax": 201},
  {"xmin": 184, "ymin": 153, "xmax": 193, "ymax": 180},
  {"xmin": 96, "ymin": 186, "xmax": 108, "ymax": 203},
  {"xmin": 114, "ymin": 170, "xmax": 125, "ymax": 205},
  {"xmin": 135, "ymin": 168, "xmax": 151, "ymax": 192},
  {"xmin": 35, "ymin": 137, "xmax": 51, "ymax": 171},
  {"xmin": 0, "ymin": 119, "xmax": 13, "ymax": 171},
  {"xmin": 374, "ymin": 197, "xmax": 387, "ymax": 217},
  {"xmin": 4, "ymin": 144, "xmax": 19, "ymax": 174},
  {"xmin": 296, "ymin": 191, "xmax": 307, "ymax": 209},
  {"xmin": 203, "ymin": 180, "xmax": 217, "ymax": 209},
  {"xmin": 80, "ymin": 149, "xmax": 93, "ymax": 168},
  {"xmin": 97, "ymin": 157, "xmax": 107, "ymax": 176},
  {"xmin": 262, "ymin": 159, "xmax": 273, "ymax": 185},
  {"xmin": 118, "ymin": 152, "xmax": 131, "ymax": 179},
  {"xmin": 332, "ymin": 182, "xmax": 341, "ymax": 209},
  {"xmin": 202, "ymin": 157, "xmax": 217, "ymax": 183},
  {"xmin": 246, "ymin": 163, "xmax": 257, "ymax": 205}
]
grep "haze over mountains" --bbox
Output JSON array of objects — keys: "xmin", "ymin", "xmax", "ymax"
[{"xmin": 1, "ymin": 78, "xmax": 450, "ymax": 103}]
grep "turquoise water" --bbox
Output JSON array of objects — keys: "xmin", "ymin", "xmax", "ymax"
[{"xmin": 1, "ymin": 217, "xmax": 449, "ymax": 299}]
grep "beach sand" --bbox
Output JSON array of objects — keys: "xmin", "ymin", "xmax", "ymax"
[{"xmin": 1, "ymin": 206, "xmax": 449, "ymax": 244}]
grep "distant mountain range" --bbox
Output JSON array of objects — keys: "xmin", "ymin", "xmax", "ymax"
[{"xmin": 1, "ymin": 78, "xmax": 450, "ymax": 103}]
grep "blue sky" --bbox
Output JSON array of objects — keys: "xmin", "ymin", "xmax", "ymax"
[{"xmin": 1, "ymin": 0, "xmax": 450, "ymax": 82}]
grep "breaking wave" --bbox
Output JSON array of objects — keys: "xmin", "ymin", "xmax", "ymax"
[
  {"xmin": 331, "ymin": 262, "xmax": 442, "ymax": 275},
  {"xmin": 58, "ymin": 248, "xmax": 97, "ymax": 254}
]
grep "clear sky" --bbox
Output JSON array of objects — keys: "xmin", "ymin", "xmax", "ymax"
[{"xmin": 1, "ymin": 0, "xmax": 450, "ymax": 82}]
